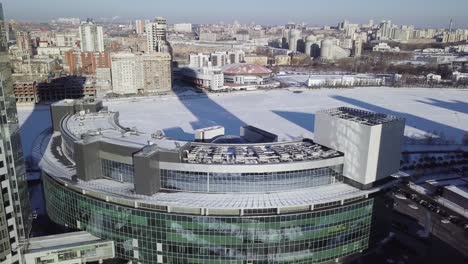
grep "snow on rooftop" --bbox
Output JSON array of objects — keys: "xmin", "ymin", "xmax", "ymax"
[
  {"xmin": 28, "ymin": 231, "xmax": 104, "ymax": 252},
  {"xmin": 320, "ymin": 107, "xmax": 402, "ymax": 126}
]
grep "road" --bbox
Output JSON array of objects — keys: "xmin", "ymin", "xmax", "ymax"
[{"xmin": 393, "ymin": 187, "xmax": 468, "ymax": 258}]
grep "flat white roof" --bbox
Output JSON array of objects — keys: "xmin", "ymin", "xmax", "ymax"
[{"xmin": 27, "ymin": 231, "xmax": 107, "ymax": 252}]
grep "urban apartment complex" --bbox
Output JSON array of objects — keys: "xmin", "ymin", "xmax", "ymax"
[
  {"xmin": 111, "ymin": 52, "xmax": 172, "ymax": 94},
  {"xmin": 33, "ymin": 98, "xmax": 406, "ymax": 264}
]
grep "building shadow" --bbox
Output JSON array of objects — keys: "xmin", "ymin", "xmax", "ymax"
[
  {"xmin": 415, "ymin": 98, "xmax": 468, "ymax": 115},
  {"xmin": 331, "ymin": 95, "xmax": 467, "ymax": 143},
  {"xmin": 17, "ymin": 76, "xmax": 93, "ymax": 237},
  {"xmin": 163, "ymin": 127, "xmax": 195, "ymax": 141},
  {"xmin": 271, "ymin": 110, "xmax": 315, "ymax": 133},
  {"xmin": 174, "ymin": 79, "xmax": 246, "ymax": 136},
  {"xmin": 17, "ymin": 103, "xmax": 58, "ymax": 237}
]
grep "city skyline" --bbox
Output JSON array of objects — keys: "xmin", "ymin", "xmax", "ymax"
[{"xmin": 2, "ymin": 0, "xmax": 468, "ymax": 28}]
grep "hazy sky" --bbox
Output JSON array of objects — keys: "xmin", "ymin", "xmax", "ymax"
[{"xmin": 2, "ymin": 0, "xmax": 467, "ymax": 28}]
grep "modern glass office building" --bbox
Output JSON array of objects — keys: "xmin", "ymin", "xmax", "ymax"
[
  {"xmin": 36, "ymin": 100, "xmax": 404, "ymax": 263},
  {"xmin": 0, "ymin": 3, "xmax": 32, "ymax": 264}
]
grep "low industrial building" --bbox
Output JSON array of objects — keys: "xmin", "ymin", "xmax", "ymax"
[
  {"xmin": 443, "ymin": 185, "xmax": 468, "ymax": 209},
  {"xmin": 373, "ymin": 42, "xmax": 400, "ymax": 52},
  {"xmin": 274, "ymin": 54, "xmax": 291, "ymax": 65},
  {"xmin": 453, "ymin": 71, "xmax": 468, "ymax": 83},
  {"xmin": 427, "ymin": 73, "xmax": 442, "ymax": 83},
  {"xmin": 243, "ymin": 55, "xmax": 269, "ymax": 66},
  {"xmin": 306, "ymin": 74, "xmax": 390, "ymax": 87}
]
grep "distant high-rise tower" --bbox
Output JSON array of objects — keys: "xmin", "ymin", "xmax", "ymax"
[
  {"xmin": 79, "ymin": 19, "xmax": 104, "ymax": 52},
  {"xmin": 379, "ymin": 20, "xmax": 392, "ymax": 40},
  {"xmin": 15, "ymin": 31, "xmax": 33, "ymax": 55},
  {"xmin": 146, "ymin": 17, "xmax": 170, "ymax": 53},
  {"xmin": 353, "ymin": 37, "xmax": 363, "ymax": 58},
  {"xmin": 285, "ymin": 22, "xmax": 296, "ymax": 30},
  {"xmin": 135, "ymin": 20, "xmax": 145, "ymax": 34},
  {"xmin": 449, "ymin": 18, "xmax": 453, "ymax": 32},
  {"xmin": 0, "ymin": 3, "xmax": 32, "ymax": 264}
]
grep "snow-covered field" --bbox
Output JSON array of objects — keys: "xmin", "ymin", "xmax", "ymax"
[
  {"xmin": 17, "ymin": 87, "xmax": 468, "ymax": 157},
  {"xmin": 105, "ymin": 87, "xmax": 468, "ymax": 142}
]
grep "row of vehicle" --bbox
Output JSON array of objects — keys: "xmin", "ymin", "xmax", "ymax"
[{"xmin": 392, "ymin": 186, "xmax": 468, "ymax": 230}]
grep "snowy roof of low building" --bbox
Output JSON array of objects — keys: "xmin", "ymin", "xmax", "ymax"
[
  {"xmin": 319, "ymin": 107, "xmax": 403, "ymax": 126},
  {"xmin": 27, "ymin": 232, "xmax": 108, "ymax": 253},
  {"xmin": 445, "ymin": 185, "xmax": 468, "ymax": 199},
  {"xmin": 223, "ymin": 63, "xmax": 272, "ymax": 76}
]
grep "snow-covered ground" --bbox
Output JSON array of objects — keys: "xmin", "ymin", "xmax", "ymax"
[
  {"xmin": 17, "ymin": 105, "xmax": 52, "ymax": 159},
  {"xmin": 105, "ymin": 87, "xmax": 468, "ymax": 142},
  {"xmin": 17, "ymin": 87, "xmax": 468, "ymax": 157}
]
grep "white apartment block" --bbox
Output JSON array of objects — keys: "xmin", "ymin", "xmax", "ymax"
[
  {"xmin": 189, "ymin": 51, "xmax": 245, "ymax": 68},
  {"xmin": 111, "ymin": 53, "xmax": 138, "ymax": 94},
  {"xmin": 173, "ymin": 23, "xmax": 192, "ymax": 33},
  {"xmin": 55, "ymin": 33, "xmax": 78, "ymax": 47},
  {"xmin": 182, "ymin": 67, "xmax": 224, "ymax": 91},
  {"xmin": 227, "ymin": 50, "xmax": 245, "ymax": 64},
  {"xmin": 189, "ymin": 53, "xmax": 211, "ymax": 68},
  {"xmin": 79, "ymin": 20, "xmax": 104, "ymax": 52},
  {"xmin": 111, "ymin": 52, "xmax": 172, "ymax": 94},
  {"xmin": 211, "ymin": 52, "xmax": 227, "ymax": 67},
  {"xmin": 135, "ymin": 20, "xmax": 145, "ymax": 35},
  {"xmin": 146, "ymin": 17, "xmax": 168, "ymax": 52}
]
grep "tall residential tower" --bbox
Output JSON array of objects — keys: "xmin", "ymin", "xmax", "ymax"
[
  {"xmin": 0, "ymin": 3, "xmax": 31, "ymax": 264},
  {"xmin": 79, "ymin": 19, "xmax": 104, "ymax": 52},
  {"xmin": 146, "ymin": 17, "xmax": 170, "ymax": 53}
]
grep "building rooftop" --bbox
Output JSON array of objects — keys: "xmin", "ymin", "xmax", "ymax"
[
  {"xmin": 62, "ymin": 110, "xmax": 343, "ymax": 165},
  {"xmin": 445, "ymin": 185, "xmax": 468, "ymax": 199},
  {"xmin": 223, "ymin": 63, "xmax": 272, "ymax": 76},
  {"xmin": 27, "ymin": 231, "xmax": 107, "ymax": 253},
  {"xmin": 426, "ymin": 178, "xmax": 468, "ymax": 187},
  {"xmin": 320, "ymin": 107, "xmax": 402, "ymax": 126},
  {"xmin": 184, "ymin": 140, "xmax": 341, "ymax": 165}
]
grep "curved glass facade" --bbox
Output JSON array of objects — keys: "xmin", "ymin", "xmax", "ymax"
[
  {"xmin": 160, "ymin": 166, "xmax": 343, "ymax": 193},
  {"xmin": 44, "ymin": 174, "xmax": 373, "ymax": 264}
]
